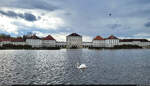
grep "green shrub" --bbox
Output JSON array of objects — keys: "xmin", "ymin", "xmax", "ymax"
[{"xmin": 114, "ymin": 44, "xmax": 142, "ymax": 49}]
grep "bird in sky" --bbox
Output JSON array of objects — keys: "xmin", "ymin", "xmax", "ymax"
[{"xmin": 109, "ymin": 13, "xmax": 112, "ymax": 16}]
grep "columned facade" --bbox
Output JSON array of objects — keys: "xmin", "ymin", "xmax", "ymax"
[{"xmin": 66, "ymin": 33, "xmax": 82, "ymax": 48}]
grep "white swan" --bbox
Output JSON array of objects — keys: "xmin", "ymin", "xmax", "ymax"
[{"xmin": 76, "ymin": 63, "xmax": 87, "ymax": 69}]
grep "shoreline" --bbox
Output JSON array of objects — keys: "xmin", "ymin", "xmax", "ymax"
[{"xmin": 0, "ymin": 48, "xmax": 149, "ymax": 50}]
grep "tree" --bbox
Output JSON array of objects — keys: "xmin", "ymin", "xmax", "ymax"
[{"xmin": 0, "ymin": 33, "xmax": 10, "ymax": 38}]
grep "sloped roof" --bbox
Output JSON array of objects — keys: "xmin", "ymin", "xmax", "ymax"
[
  {"xmin": 120, "ymin": 39, "xmax": 149, "ymax": 42},
  {"xmin": 0, "ymin": 38, "xmax": 25, "ymax": 42},
  {"xmin": 42, "ymin": 35, "xmax": 55, "ymax": 40},
  {"xmin": 27, "ymin": 34, "xmax": 40, "ymax": 39},
  {"xmin": 93, "ymin": 36, "xmax": 104, "ymax": 40},
  {"xmin": 11, "ymin": 38, "xmax": 25, "ymax": 42},
  {"xmin": 107, "ymin": 35, "xmax": 118, "ymax": 39},
  {"xmin": 0, "ymin": 38, "xmax": 12, "ymax": 41},
  {"xmin": 67, "ymin": 33, "xmax": 81, "ymax": 37}
]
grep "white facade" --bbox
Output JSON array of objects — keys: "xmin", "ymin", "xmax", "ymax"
[
  {"xmin": 83, "ymin": 42, "xmax": 92, "ymax": 47},
  {"xmin": 139, "ymin": 42, "xmax": 150, "ymax": 47},
  {"xmin": 0, "ymin": 38, "xmax": 26, "ymax": 46},
  {"xmin": 1, "ymin": 41, "xmax": 12, "ymax": 45},
  {"xmin": 92, "ymin": 40, "xmax": 105, "ymax": 47},
  {"xmin": 119, "ymin": 42, "xmax": 134, "ymax": 45},
  {"xmin": 66, "ymin": 33, "xmax": 82, "ymax": 48},
  {"xmin": 0, "ymin": 42, "xmax": 2, "ymax": 47},
  {"xmin": 105, "ymin": 39, "xmax": 119, "ymax": 47},
  {"xmin": 119, "ymin": 41, "xmax": 150, "ymax": 47},
  {"xmin": 12, "ymin": 42, "xmax": 26, "ymax": 45},
  {"xmin": 56, "ymin": 42, "xmax": 66, "ymax": 47},
  {"xmin": 26, "ymin": 39, "xmax": 42, "ymax": 48},
  {"xmin": 119, "ymin": 41, "xmax": 141, "ymax": 46},
  {"xmin": 42, "ymin": 40, "xmax": 56, "ymax": 47},
  {"xmin": 42, "ymin": 35, "xmax": 56, "ymax": 47}
]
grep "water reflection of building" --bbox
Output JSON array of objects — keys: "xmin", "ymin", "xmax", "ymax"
[{"xmin": 65, "ymin": 49, "xmax": 83, "ymax": 83}]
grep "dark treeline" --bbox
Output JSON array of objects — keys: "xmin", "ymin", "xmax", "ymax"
[
  {"xmin": 0, "ymin": 44, "xmax": 32, "ymax": 49},
  {"xmin": 0, "ymin": 33, "xmax": 11, "ymax": 38},
  {"xmin": 0, "ymin": 44, "xmax": 60, "ymax": 50},
  {"xmin": 89, "ymin": 44, "xmax": 142, "ymax": 49},
  {"xmin": 0, "ymin": 33, "xmax": 29, "ymax": 39},
  {"xmin": 113, "ymin": 44, "xmax": 142, "ymax": 49}
]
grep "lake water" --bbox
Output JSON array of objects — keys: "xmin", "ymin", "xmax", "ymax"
[{"xmin": 0, "ymin": 49, "xmax": 150, "ymax": 85}]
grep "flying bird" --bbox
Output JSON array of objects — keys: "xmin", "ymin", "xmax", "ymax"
[{"xmin": 109, "ymin": 13, "xmax": 112, "ymax": 16}]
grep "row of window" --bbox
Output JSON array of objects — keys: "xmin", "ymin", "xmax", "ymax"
[{"xmin": 67, "ymin": 38, "xmax": 82, "ymax": 41}]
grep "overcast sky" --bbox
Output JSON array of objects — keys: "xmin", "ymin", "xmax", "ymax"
[{"xmin": 0, "ymin": 0, "xmax": 150, "ymax": 41}]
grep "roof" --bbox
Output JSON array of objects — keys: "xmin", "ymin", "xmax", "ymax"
[
  {"xmin": 120, "ymin": 39, "xmax": 149, "ymax": 42},
  {"xmin": 67, "ymin": 33, "xmax": 81, "ymax": 37},
  {"xmin": 27, "ymin": 34, "xmax": 40, "ymax": 39},
  {"xmin": 42, "ymin": 35, "xmax": 55, "ymax": 40},
  {"xmin": 93, "ymin": 36, "xmax": 104, "ymax": 40},
  {"xmin": 0, "ymin": 38, "xmax": 11, "ymax": 42},
  {"xmin": 11, "ymin": 38, "xmax": 25, "ymax": 42},
  {"xmin": 0, "ymin": 38, "xmax": 25, "ymax": 42},
  {"xmin": 107, "ymin": 35, "xmax": 118, "ymax": 39}
]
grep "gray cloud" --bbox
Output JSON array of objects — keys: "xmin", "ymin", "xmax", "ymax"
[
  {"xmin": 15, "ymin": 0, "xmax": 59, "ymax": 11},
  {"xmin": 0, "ymin": 10, "xmax": 37, "ymax": 21},
  {"xmin": 132, "ymin": 0, "xmax": 150, "ymax": 4},
  {"xmin": 0, "ymin": 0, "xmax": 59, "ymax": 11},
  {"xmin": 107, "ymin": 24, "xmax": 122, "ymax": 29},
  {"xmin": 0, "ymin": 0, "xmax": 150, "ymax": 39},
  {"xmin": 145, "ymin": 22, "xmax": 150, "ymax": 27}
]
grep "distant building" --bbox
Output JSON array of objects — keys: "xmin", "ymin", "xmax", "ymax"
[
  {"xmin": 56, "ymin": 42, "xmax": 66, "ymax": 48},
  {"xmin": 92, "ymin": 36, "xmax": 105, "ymax": 47},
  {"xmin": 66, "ymin": 33, "xmax": 82, "ymax": 48},
  {"xmin": 105, "ymin": 35, "xmax": 119, "ymax": 47},
  {"xmin": 119, "ymin": 39, "xmax": 150, "ymax": 47},
  {"xmin": 82, "ymin": 42, "xmax": 92, "ymax": 48},
  {"xmin": 42, "ymin": 35, "xmax": 56, "ymax": 47},
  {"xmin": 0, "ymin": 38, "xmax": 12, "ymax": 45},
  {"xmin": 26, "ymin": 34, "xmax": 42, "ymax": 48},
  {"xmin": 11, "ymin": 38, "xmax": 26, "ymax": 45},
  {"xmin": 0, "ymin": 33, "xmax": 150, "ymax": 49},
  {"xmin": 0, "ymin": 39, "xmax": 2, "ymax": 47}
]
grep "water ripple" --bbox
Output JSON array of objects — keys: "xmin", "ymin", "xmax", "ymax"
[{"xmin": 0, "ymin": 49, "xmax": 150, "ymax": 85}]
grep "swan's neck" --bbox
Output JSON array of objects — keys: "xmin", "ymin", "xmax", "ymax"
[{"xmin": 76, "ymin": 63, "xmax": 80, "ymax": 68}]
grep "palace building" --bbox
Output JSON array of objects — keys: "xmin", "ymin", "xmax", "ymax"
[
  {"xmin": 0, "ymin": 33, "xmax": 150, "ymax": 48},
  {"xmin": 42, "ymin": 35, "xmax": 56, "ymax": 47},
  {"xmin": 105, "ymin": 35, "xmax": 120, "ymax": 47},
  {"xmin": 26, "ymin": 34, "xmax": 42, "ymax": 48},
  {"xmin": 92, "ymin": 36, "xmax": 105, "ymax": 48},
  {"xmin": 66, "ymin": 33, "xmax": 82, "ymax": 48}
]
